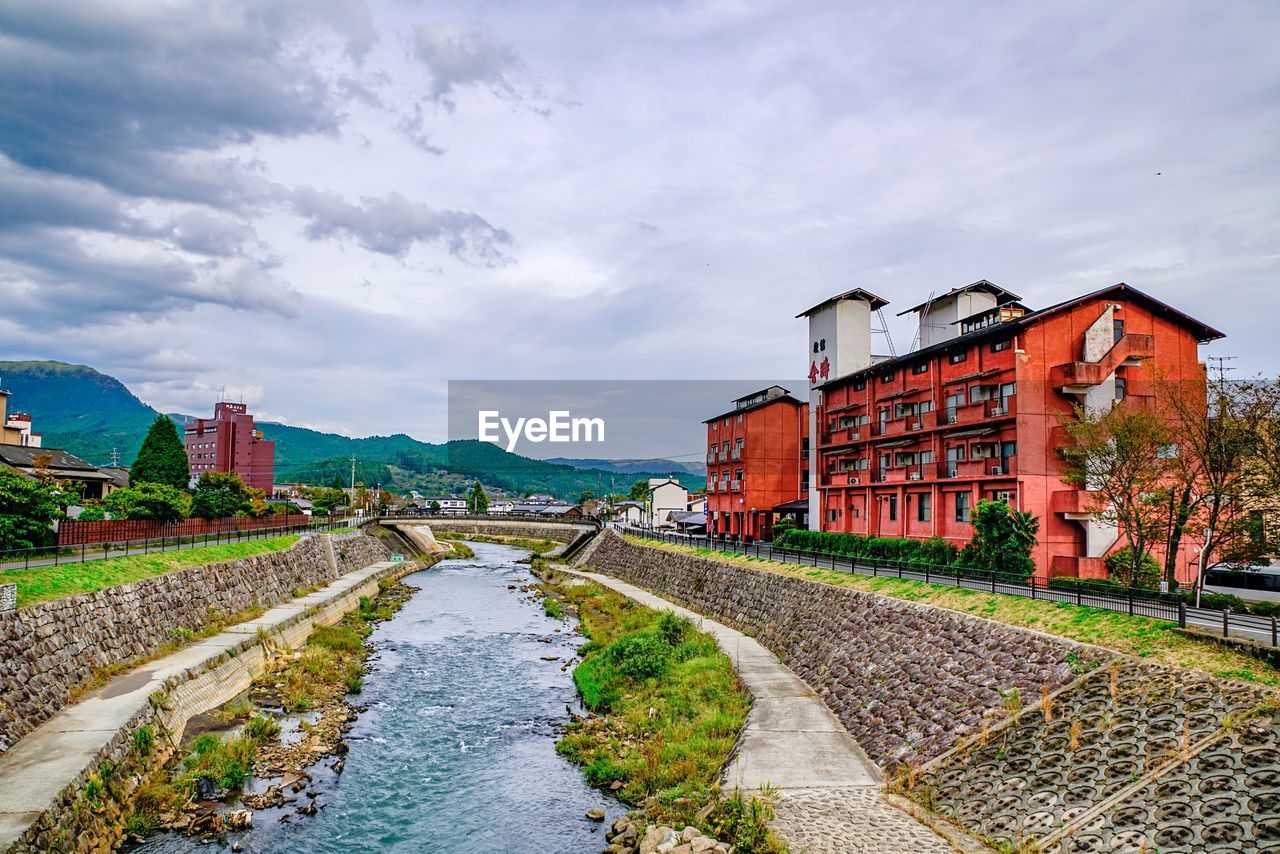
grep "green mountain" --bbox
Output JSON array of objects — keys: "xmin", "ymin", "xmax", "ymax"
[{"xmin": 0, "ymin": 360, "xmax": 702, "ymax": 499}]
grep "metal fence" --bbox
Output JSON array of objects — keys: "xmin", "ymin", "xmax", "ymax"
[
  {"xmin": 0, "ymin": 516, "xmax": 360, "ymax": 572},
  {"xmin": 618, "ymin": 525, "xmax": 1280, "ymax": 647}
]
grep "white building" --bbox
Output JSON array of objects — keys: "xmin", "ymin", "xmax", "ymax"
[
  {"xmin": 424, "ymin": 496, "xmax": 468, "ymax": 514},
  {"xmin": 646, "ymin": 477, "xmax": 689, "ymax": 529}
]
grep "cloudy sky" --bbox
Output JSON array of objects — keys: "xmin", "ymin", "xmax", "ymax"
[{"xmin": 1, "ymin": 0, "xmax": 1277, "ymax": 445}]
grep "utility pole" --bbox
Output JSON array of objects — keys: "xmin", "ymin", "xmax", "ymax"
[
  {"xmin": 109, "ymin": 448, "xmax": 119, "ymax": 467},
  {"xmin": 350, "ymin": 455, "xmax": 357, "ymax": 492},
  {"xmin": 1207, "ymin": 355, "xmax": 1237, "ymax": 384}
]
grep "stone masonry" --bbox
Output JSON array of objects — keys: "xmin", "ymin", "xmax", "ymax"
[
  {"xmin": 577, "ymin": 531, "xmax": 1112, "ymax": 771},
  {"xmin": 0, "ymin": 533, "xmax": 389, "ymax": 755}
]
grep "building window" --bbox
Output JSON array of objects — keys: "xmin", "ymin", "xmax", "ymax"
[
  {"xmin": 1114, "ymin": 318, "xmax": 1125, "ymax": 344},
  {"xmin": 991, "ymin": 339, "xmax": 1010, "ymax": 352},
  {"xmin": 917, "ymin": 494, "xmax": 931, "ymax": 522},
  {"xmin": 827, "ymin": 509, "xmax": 838, "ymax": 523},
  {"xmin": 881, "ymin": 371, "xmax": 895, "ymax": 384},
  {"xmin": 887, "ymin": 495, "xmax": 898, "ymax": 521},
  {"xmin": 1158, "ymin": 443, "xmax": 1179, "ymax": 459},
  {"xmin": 913, "ymin": 362, "xmax": 928, "ymax": 374},
  {"xmin": 993, "ymin": 490, "xmax": 1015, "ymax": 503},
  {"xmin": 949, "ymin": 350, "xmax": 968, "ymax": 364},
  {"xmin": 1115, "ymin": 376, "xmax": 1127, "ymax": 401},
  {"xmin": 853, "ymin": 379, "xmax": 866, "ymax": 391},
  {"xmin": 956, "ymin": 493, "xmax": 971, "ymax": 523}
]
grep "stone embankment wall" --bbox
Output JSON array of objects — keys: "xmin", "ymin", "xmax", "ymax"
[
  {"xmin": 575, "ymin": 531, "xmax": 1110, "ymax": 770},
  {"xmin": 0, "ymin": 533, "xmax": 390, "ymax": 754}
]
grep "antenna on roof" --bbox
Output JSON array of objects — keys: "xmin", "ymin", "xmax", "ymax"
[
  {"xmin": 908, "ymin": 291, "xmax": 937, "ymax": 352},
  {"xmin": 873, "ymin": 308, "xmax": 897, "ymax": 358}
]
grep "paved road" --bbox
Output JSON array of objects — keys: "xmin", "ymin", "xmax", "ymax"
[{"xmin": 618, "ymin": 526, "xmax": 1277, "ymax": 647}]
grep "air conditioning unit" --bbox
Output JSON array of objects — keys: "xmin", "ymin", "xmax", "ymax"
[
  {"xmin": 908, "ymin": 471, "xmax": 922, "ymax": 481},
  {"xmin": 990, "ymin": 405, "xmax": 1006, "ymax": 416},
  {"xmin": 990, "ymin": 465, "xmax": 1004, "ymax": 475},
  {"xmin": 851, "ymin": 431, "xmax": 860, "ymax": 439},
  {"xmin": 850, "ymin": 476, "xmax": 860, "ymax": 485},
  {"xmin": 910, "ymin": 421, "xmax": 922, "ymax": 430}
]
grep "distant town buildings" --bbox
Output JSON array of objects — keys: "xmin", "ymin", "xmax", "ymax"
[
  {"xmin": 0, "ymin": 389, "xmax": 41, "ymax": 447},
  {"xmin": 646, "ymin": 477, "xmax": 689, "ymax": 529},
  {"xmin": 0, "ymin": 445, "xmax": 117, "ymax": 500},
  {"xmin": 183, "ymin": 402, "xmax": 275, "ymax": 494}
]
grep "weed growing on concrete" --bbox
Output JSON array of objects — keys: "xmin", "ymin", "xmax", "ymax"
[{"xmin": 1000, "ymin": 686, "xmax": 1023, "ymax": 717}]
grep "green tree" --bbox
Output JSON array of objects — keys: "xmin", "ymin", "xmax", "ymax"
[
  {"xmin": 429, "ymin": 499, "xmax": 442, "ymax": 513},
  {"xmin": 1058, "ymin": 403, "xmax": 1172, "ymax": 587},
  {"xmin": 0, "ymin": 469, "xmax": 64, "ymax": 551},
  {"xmin": 131, "ymin": 415, "xmax": 190, "ymax": 489},
  {"xmin": 302, "ymin": 486, "xmax": 349, "ymax": 512},
  {"xmin": 191, "ymin": 471, "xmax": 253, "ymax": 519},
  {"xmin": 961, "ymin": 500, "xmax": 1040, "ymax": 580},
  {"xmin": 103, "ymin": 482, "xmax": 191, "ymax": 522},
  {"xmin": 629, "ymin": 479, "xmax": 649, "ymax": 502},
  {"xmin": 578, "ymin": 490, "xmax": 596, "ymax": 506},
  {"xmin": 467, "ymin": 482, "xmax": 490, "ymax": 514}
]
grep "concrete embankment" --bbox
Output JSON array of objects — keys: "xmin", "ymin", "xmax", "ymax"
[
  {"xmin": 0, "ymin": 532, "xmax": 420, "ymax": 854},
  {"xmin": 575, "ymin": 532, "xmax": 1280, "ymax": 852}
]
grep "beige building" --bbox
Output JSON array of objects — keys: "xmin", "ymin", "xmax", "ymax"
[{"xmin": 0, "ymin": 390, "xmax": 24, "ymax": 446}]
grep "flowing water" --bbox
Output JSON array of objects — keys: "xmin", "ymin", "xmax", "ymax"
[{"xmin": 132, "ymin": 541, "xmax": 622, "ymax": 853}]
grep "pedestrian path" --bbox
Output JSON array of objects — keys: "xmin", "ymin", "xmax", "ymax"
[
  {"xmin": 557, "ymin": 567, "xmax": 956, "ymax": 853},
  {"xmin": 0, "ymin": 559, "xmax": 405, "ymax": 852}
]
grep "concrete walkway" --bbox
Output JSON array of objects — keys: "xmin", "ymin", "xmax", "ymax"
[
  {"xmin": 558, "ymin": 568, "xmax": 955, "ymax": 853},
  {"xmin": 0, "ymin": 558, "xmax": 406, "ymax": 852}
]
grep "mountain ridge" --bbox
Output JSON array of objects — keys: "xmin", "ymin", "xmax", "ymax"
[{"xmin": 0, "ymin": 360, "xmax": 702, "ymax": 498}]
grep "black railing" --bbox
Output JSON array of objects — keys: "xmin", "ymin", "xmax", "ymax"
[
  {"xmin": 0, "ymin": 516, "xmax": 360, "ymax": 572},
  {"xmin": 617, "ymin": 525, "xmax": 1280, "ymax": 647}
]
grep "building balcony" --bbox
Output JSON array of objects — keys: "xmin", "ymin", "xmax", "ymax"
[
  {"xmin": 729, "ymin": 479, "xmax": 743, "ymax": 492},
  {"xmin": 1051, "ymin": 488, "xmax": 1105, "ymax": 518},
  {"xmin": 1051, "ymin": 333, "xmax": 1155, "ymax": 393},
  {"xmin": 730, "ymin": 448, "xmax": 742, "ymax": 460},
  {"xmin": 822, "ymin": 470, "xmax": 864, "ymax": 488},
  {"xmin": 1051, "ymin": 554, "xmax": 1108, "ymax": 580},
  {"xmin": 706, "ymin": 452, "xmax": 716, "ymax": 464}
]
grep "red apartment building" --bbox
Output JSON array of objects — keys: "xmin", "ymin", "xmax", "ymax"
[
  {"xmin": 810, "ymin": 281, "xmax": 1222, "ymax": 582},
  {"xmin": 705, "ymin": 386, "xmax": 809, "ymax": 541},
  {"xmin": 183, "ymin": 402, "xmax": 275, "ymax": 494}
]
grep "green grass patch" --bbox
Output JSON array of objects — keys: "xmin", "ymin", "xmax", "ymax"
[
  {"xmin": 7, "ymin": 536, "xmax": 299, "ymax": 607},
  {"xmin": 627, "ymin": 536, "xmax": 1280, "ymax": 686},
  {"xmin": 544, "ymin": 570, "xmax": 784, "ymax": 852}
]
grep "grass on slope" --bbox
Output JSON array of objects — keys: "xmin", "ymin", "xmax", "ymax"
[
  {"xmin": 7, "ymin": 536, "xmax": 300, "ymax": 607},
  {"xmin": 626, "ymin": 536, "xmax": 1280, "ymax": 687}
]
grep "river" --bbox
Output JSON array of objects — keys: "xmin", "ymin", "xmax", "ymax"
[{"xmin": 132, "ymin": 540, "xmax": 622, "ymax": 853}]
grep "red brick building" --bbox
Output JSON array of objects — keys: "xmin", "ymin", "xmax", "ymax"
[
  {"xmin": 809, "ymin": 282, "xmax": 1222, "ymax": 581},
  {"xmin": 183, "ymin": 402, "xmax": 275, "ymax": 494},
  {"xmin": 705, "ymin": 386, "xmax": 809, "ymax": 541}
]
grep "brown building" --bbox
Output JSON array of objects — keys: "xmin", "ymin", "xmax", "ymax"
[{"xmin": 183, "ymin": 402, "xmax": 275, "ymax": 494}]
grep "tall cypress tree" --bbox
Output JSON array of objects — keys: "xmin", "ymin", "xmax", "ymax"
[{"xmin": 131, "ymin": 415, "xmax": 190, "ymax": 489}]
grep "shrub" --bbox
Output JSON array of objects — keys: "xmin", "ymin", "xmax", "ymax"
[
  {"xmin": 1105, "ymin": 546, "xmax": 1161, "ymax": 590},
  {"xmin": 244, "ymin": 715, "xmax": 280, "ymax": 741},
  {"xmin": 608, "ymin": 632, "xmax": 673, "ymax": 681},
  {"xmin": 960, "ymin": 501, "xmax": 1039, "ymax": 581},
  {"xmin": 544, "ymin": 597, "xmax": 566, "ymax": 620},
  {"xmin": 1250, "ymin": 601, "xmax": 1280, "ymax": 618},
  {"xmin": 655, "ymin": 611, "xmax": 694, "ymax": 647},
  {"xmin": 706, "ymin": 788, "xmax": 783, "ymax": 854}
]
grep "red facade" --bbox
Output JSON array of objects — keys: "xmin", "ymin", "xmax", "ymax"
[
  {"xmin": 184, "ymin": 402, "xmax": 275, "ymax": 494},
  {"xmin": 814, "ymin": 284, "xmax": 1221, "ymax": 581},
  {"xmin": 705, "ymin": 387, "xmax": 809, "ymax": 541}
]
